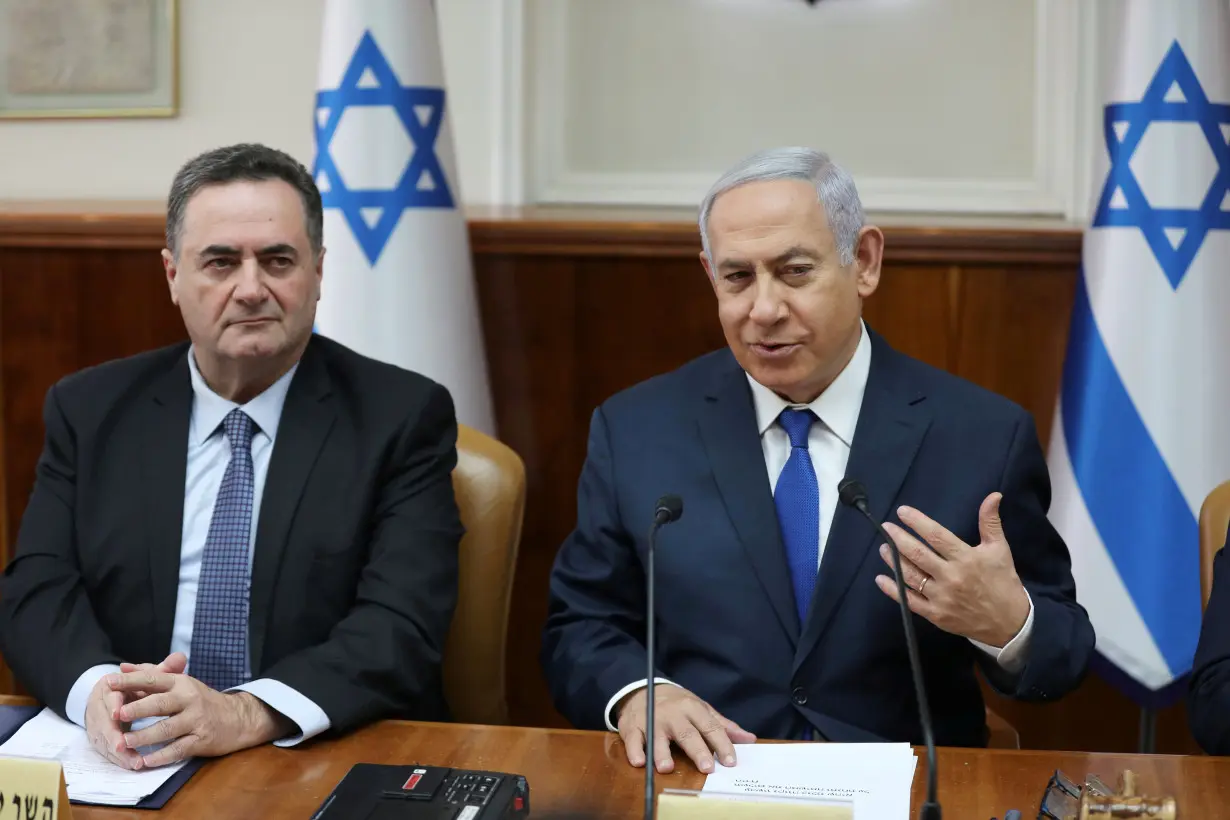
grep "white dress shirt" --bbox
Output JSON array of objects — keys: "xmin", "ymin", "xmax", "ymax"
[
  {"xmin": 603, "ymin": 321, "xmax": 1034, "ymax": 730},
  {"xmin": 65, "ymin": 349, "xmax": 330, "ymax": 746}
]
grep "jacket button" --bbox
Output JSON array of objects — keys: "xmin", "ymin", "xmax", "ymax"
[{"xmin": 791, "ymin": 687, "xmax": 808, "ymax": 706}]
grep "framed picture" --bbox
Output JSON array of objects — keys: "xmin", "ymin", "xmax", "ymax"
[{"xmin": 0, "ymin": 0, "xmax": 178, "ymax": 119}]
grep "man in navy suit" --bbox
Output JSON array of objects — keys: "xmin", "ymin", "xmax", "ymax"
[
  {"xmin": 1189, "ymin": 522, "xmax": 1230, "ymax": 755},
  {"xmin": 541, "ymin": 147, "xmax": 1094, "ymax": 774}
]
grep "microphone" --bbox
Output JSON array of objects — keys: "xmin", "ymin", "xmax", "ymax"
[
  {"xmin": 645, "ymin": 494, "xmax": 683, "ymax": 820},
  {"xmin": 838, "ymin": 479, "xmax": 941, "ymax": 820}
]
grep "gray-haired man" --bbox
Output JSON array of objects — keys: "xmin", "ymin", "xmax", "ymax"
[{"xmin": 542, "ymin": 147, "xmax": 1093, "ymax": 772}]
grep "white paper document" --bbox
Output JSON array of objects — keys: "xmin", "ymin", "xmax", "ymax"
[
  {"xmin": 701, "ymin": 742, "xmax": 918, "ymax": 819},
  {"xmin": 0, "ymin": 707, "xmax": 187, "ymax": 806}
]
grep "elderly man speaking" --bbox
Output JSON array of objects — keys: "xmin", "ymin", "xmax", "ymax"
[{"xmin": 542, "ymin": 147, "xmax": 1094, "ymax": 774}]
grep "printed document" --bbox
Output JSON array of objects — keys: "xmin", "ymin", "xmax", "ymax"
[
  {"xmin": 702, "ymin": 742, "xmax": 918, "ymax": 819},
  {"xmin": 0, "ymin": 707, "xmax": 187, "ymax": 806}
]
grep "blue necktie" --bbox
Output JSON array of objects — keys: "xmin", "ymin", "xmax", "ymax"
[
  {"xmin": 774, "ymin": 408, "xmax": 820, "ymax": 625},
  {"xmin": 189, "ymin": 408, "xmax": 255, "ymax": 691}
]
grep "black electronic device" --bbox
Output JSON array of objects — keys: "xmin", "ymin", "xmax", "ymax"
[{"xmin": 310, "ymin": 764, "xmax": 530, "ymax": 820}]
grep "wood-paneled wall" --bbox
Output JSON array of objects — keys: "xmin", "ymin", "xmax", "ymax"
[{"xmin": 0, "ymin": 203, "xmax": 1204, "ymax": 755}]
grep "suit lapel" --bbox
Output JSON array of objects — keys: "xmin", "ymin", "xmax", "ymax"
[
  {"xmin": 698, "ymin": 358, "xmax": 800, "ymax": 644},
  {"xmin": 795, "ymin": 336, "xmax": 932, "ymax": 671},
  {"xmin": 248, "ymin": 341, "xmax": 336, "ymax": 671},
  {"xmin": 141, "ymin": 350, "xmax": 193, "ymax": 655}
]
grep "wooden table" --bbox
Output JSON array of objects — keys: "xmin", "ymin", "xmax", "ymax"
[{"xmin": 57, "ymin": 720, "xmax": 1229, "ymax": 819}]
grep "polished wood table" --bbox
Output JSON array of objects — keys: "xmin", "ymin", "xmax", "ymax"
[{"xmin": 55, "ymin": 719, "xmax": 1228, "ymax": 819}]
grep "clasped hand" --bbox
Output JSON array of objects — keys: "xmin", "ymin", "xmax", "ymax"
[
  {"xmin": 874, "ymin": 492, "xmax": 1030, "ymax": 648},
  {"xmin": 84, "ymin": 652, "xmax": 291, "ymax": 769}
]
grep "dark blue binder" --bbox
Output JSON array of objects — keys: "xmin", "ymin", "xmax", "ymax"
[{"xmin": 0, "ymin": 704, "xmax": 203, "ymax": 810}]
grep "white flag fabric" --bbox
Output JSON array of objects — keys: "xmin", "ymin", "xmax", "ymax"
[
  {"xmin": 312, "ymin": 0, "xmax": 495, "ymax": 434},
  {"xmin": 1047, "ymin": 0, "xmax": 1230, "ymax": 700}
]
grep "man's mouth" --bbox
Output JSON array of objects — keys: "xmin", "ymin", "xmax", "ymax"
[{"xmin": 750, "ymin": 342, "xmax": 801, "ymax": 357}]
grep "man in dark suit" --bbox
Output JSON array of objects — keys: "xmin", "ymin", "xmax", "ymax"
[
  {"xmin": 1190, "ymin": 522, "xmax": 1230, "ymax": 754},
  {"xmin": 542, "ymin": 147, "xmax": 1094, "ymax": 774},
  {"xmin": 0, "ymin": 143, "xmax": 462, "ymax": 769}
]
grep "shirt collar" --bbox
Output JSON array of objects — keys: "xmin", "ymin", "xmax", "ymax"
[
  {"xmin": 746, "ymin": 320, "xmax": 872, "ymax": 448},
  {"xmin": 187, "ymin": 347, "xmax": 299, "ymax": 446}
]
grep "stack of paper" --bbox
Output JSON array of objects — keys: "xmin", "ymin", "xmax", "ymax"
[
  {"xmin": 0, "ymin": 708, "xmax": 187, "ymax": 806},
  {"xmin": 702, "ymin": 742, "xmax": 918, "ymax": 819}
]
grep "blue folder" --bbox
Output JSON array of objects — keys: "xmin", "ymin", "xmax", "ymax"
[{"xmin": 0, "ymin": 704, "xmax": 204, "ymax": 810}]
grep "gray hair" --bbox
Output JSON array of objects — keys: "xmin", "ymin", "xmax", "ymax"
[
  {"xmin": 165, "ymin": 143, "xmax": 323, "ymax": 259},
  {"xmin": 698, "ymin": 147, "xmax": 865, "ymax": 267}
]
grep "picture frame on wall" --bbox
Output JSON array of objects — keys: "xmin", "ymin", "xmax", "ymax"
[{"xmin": 0, "ymin": 0, "xmax": 178, "ymax": 119}]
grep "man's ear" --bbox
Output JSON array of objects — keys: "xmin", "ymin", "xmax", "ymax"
[
  {"xmin": 315, "ymin": 246, "xmax": 326, "ymax": 302},
  {"xmin": 700, "ymin": 251, "xmax": 717, "ymax": 294},
  {"xmin": 162, "ymin": 249, "xmax": 180, "ymax": 306},
  {"xmin": 853, "ymin": 226, "xmax": 884, "ymax": 299}
]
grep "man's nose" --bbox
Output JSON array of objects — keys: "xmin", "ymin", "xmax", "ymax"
[
  {"xmin": 748, "ymin": 276, "xmax": 786, "ymax": 325},
  {"xmin": 232, "ymin": 260, "xmax": 267, "ymax": 302}
]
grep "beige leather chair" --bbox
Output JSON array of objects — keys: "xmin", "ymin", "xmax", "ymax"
[
  {"xmin": 1198, "ymin": 479, "xmax": 1230, "ymax": 611},
  {"xmin": 442, "ymin": 424, "xmax": 526, "ymax": 726},
  {"xmin": 985, "ymin": 706, "xmax": 1020, "ymax": 749}
]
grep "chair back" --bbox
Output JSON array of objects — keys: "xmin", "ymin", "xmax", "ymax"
[
  {"xmin": 1198, "ymin": 480, "xmax": 1230, "ymax": 610},
  {"xmin": 985, "ymin": 706, "xmax": 1020, "ymax": 749},
  {"xmin": 443, "ymin": 424, "xmax": 526, "ymax": 725}
]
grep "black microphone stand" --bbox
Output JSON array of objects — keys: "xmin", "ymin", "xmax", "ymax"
[
  {"xmin": 839, "ymin": 480, "xmax": 941, "ymax": 820},
  {"xmin": 644, "ymin": 495, "xmax": 682, "ymax": 820},
  {"xmin": 645, "ymin": 518, "xmax": 658, "ymax": 820}
]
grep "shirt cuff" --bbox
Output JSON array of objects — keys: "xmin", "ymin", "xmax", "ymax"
[
  {"xmin": 65, "ymin": 663, "xmax": 123, "ymax": 728},
  {"xmin": 969, "ymin": 587, "xmax": 1034, "ymax": 675},
  {"xmin": 230, "ymin": 678, "xmax": 332, "ymax": 747},
  {"xmin": 603, "ymin": 678, "xmax": 676, "ymax": 732}
]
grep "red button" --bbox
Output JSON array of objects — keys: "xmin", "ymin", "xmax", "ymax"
[{"xmin": 514, "ymin": 797, "xmax": 524, "ymax": 811}]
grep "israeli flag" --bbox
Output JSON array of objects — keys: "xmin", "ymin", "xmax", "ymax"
[
  {"xmin": 312, "ymin": 0, "xmax": 495, "ymax": 434},
  {"xmin": 1047, "ymin": 0, "xmax": 1230, "ymax": 701}
]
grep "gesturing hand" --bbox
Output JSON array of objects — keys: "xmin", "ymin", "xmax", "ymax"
[
  {"xmin": 616, "ymin": 685, "xmax": 756, "ymax": 774},
  {"xmin": 107, "ymin": 671, "xmax": 293, "ymax": 767},
  {"xmin": 84, "ymin": 652, "xmax": 188, "ymax": 771},
  {"xmin": 874, "ymin": 492, "xmax": 1030, "ymax": 648}
]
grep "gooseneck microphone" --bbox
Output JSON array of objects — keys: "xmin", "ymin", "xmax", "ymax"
[
  {"xmin": 837, "ymin": 479, "xmax": 941, "ymax": 820},
  {"xmin": 644, "ymin": 494, "xmax": 683, "ymax": 820}
]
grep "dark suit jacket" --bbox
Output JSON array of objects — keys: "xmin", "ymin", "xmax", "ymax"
[
  {"xmin": 1190, "ymin": 528, "xmax": 1230, "ymax": 755},
  {"xmin": 0, "ymin": 334, "xmax": 463, "ymax": 736},
  {"xmin": 541, "ymin": 330, "xmax": 1094, "ymax": 746}
]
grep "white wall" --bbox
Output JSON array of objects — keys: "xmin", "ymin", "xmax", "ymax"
[
  {"xmin": 0, "ymin": 0, "xmax": 505, "ymax": 204},
  {"xmin": 0, "ymin": 0, "xmax": 1087, "ymax": 217},
  {"xmin": 526, "ymin": 0, "xmax": 1083, "ymax": 216}
]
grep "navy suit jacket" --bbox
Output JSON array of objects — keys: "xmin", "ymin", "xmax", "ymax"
[
  {"xmin": 1190, "ymin": 527, "xmax": 1230, "ymax": 755},
  {"xmin": 541, "ymin": 330, "xmax": 1094, "ymax": 746}
]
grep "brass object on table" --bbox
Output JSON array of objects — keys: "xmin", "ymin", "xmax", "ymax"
[
  {"xmin": 1078, "ymin": 770, "xmax": 1176, "ymax": 820},
  {"xmin": 1041, "ymin": 770, "xmax": 1176, "ymax": 820}
]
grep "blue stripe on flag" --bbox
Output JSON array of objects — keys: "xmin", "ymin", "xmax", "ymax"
[{"xmin": 1061, "ymin": 269, "xmax": 1201, "ymax": 680}]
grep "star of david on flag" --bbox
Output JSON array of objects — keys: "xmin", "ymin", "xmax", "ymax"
[
  {"xmin": 311, "ymin": 0, "xmax": 494, "ymax": 436},
  {"xmin": 314, "ymin": 30, "xmax": 455, "ymax": 267},
  {"xmin": 1092, "ymin": 41, "xmax": 1230, "ymax": 288},
  {"xmin": 1047, "ymin": 0, "xmax": 1230, "ymax": 707}
]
